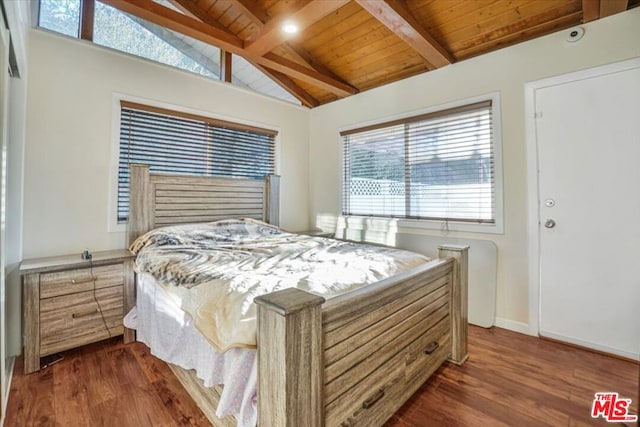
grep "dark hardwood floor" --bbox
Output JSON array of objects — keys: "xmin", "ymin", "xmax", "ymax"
[{"xmin": 6, "ymin": 326, "xmax": 638, "ymax": 426}]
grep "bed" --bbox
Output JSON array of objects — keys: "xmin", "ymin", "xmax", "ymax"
[{"xmin": 125, "ymin": 164, "xmax": 469, "ymax": 427}]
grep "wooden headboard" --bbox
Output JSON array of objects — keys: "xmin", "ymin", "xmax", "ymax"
[{"xmin": 127, "ymin": 164, "xmax": 280, "ymax": 246}]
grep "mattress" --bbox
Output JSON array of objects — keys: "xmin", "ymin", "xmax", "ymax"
[{"xmin": 130, "ymin": 273, "xmax": 258, "ymax": 426}]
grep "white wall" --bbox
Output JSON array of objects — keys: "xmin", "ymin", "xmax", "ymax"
[
  {"xmin": 23, "ymin": 30, "xmax": 311, "ymax": 259},
  {"xmin": 5, "ymin": 76, "xmax": 28, "ymax": 362},
  {"xmin": 2, "ymin": 0, "xmax": 30, "ymax": 416},
  {"xmin": 309, "ymin": 8, "xmax": 640, "ymax": 326}
]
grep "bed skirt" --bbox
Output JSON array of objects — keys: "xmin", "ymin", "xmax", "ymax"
[{"xmin": 131, "ymin": 273, "xmax": 257, "ymax": 426}]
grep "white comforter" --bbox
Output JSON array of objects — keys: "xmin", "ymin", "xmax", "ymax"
[{"xmin": 130, "ymin": 218, "xmax": 429, "ymax": 352}]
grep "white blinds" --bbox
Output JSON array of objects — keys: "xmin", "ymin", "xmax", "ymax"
[
  {"xmin": 118, "ymin": 103, "xmax": 276, "ymax": 222},
  {"xmin": 342, "ymin": 101, "xmax": 495, "ymax": 223}
]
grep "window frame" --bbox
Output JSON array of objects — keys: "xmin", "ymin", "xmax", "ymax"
[
  {"xmin": 108, "ymin": 93, "xmax": 280, "ymax": 233},
  {"xmin": 339, "ymin": 92, "xmax": 503, "ymax": 235}
]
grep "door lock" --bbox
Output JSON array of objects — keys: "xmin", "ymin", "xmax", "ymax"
[{"xmin": 544, "ymin": 219, "xmax": 556, "ymax": 228}]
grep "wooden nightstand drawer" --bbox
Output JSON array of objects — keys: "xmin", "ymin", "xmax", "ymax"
[
  {"xmin": 21, "ymin": 249, "xmax": 136, "ymax": 374},
  {"xmin": 40, "ymin": 285, "xmax": 124, "ymax": 356},
  {"xmin": 40, "ymin": 263, "xmax": 124, "ymax": 299}
]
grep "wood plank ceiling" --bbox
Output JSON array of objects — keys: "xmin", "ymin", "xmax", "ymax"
[{"xmin": 101, "ymin": 0, "xmax": 638, "ymax": 107}]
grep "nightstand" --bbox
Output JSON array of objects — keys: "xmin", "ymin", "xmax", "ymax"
[
  {"xmin": 20, "ymin": 249, "xmax": 135, "ymax": 374},
  {"xmin": 298, "ymin": 229, "xmax": 335, "ymax": 238}
]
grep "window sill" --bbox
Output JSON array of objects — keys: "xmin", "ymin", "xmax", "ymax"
[
  {"xmin": 398, "ymin": 218, "xmax": 503, "ymax": 235},
  {"xmin": 337, "ymin": 215, "xmax": 503, "ymax": 236}
]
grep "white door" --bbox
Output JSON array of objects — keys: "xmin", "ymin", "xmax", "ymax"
[{"xmin": 535, "ymin": 62, "xmax": 640, "ymax": 360}]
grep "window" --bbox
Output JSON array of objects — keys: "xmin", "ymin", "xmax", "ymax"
[
  {"xmin": 117, "ymin": 102, "xmax": 276, "ymax": 223},
  {"xmin": 93, "ymin": 1, "xmax": 218, "ymax": 80},
  {"xmin": 37, "ymin": 0, "xmax": 300, "ymax": 105},
  {"xmin": 38, "ymin": 0, "xmax": 218, "ymax": 79},
  {"xmin": 39, "ymin": 0, "xmax": 81, "ymax": 37},
  {"xmin": 342, "ymin": 99, "xmax": 498, "ymax": 226}
]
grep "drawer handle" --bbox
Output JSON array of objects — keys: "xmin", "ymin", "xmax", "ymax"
[
  {"xmin": 423, "ymin": 341, "xmax": 439, "ymax": 355},
  {"xmin": 72, "ymin": 308, "xmax": 98, "ymax": 318},
  {"xmin": 70, "ymin": 277, "xmax": 96, "ymax": 285},
  {"xmin": 362, "ymin": 389, "xmax": 385, "ymax": 409}
]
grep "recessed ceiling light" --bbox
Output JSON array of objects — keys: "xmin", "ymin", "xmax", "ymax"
[{"xmin": 282, "ymin": 21, "xmax": 299, "ymax": 34}]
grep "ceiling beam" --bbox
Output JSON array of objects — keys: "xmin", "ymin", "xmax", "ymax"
[
  {"xmin": 244, "ymin": 0, "xmax": 349, "ymax": 56},
  {"xmin": 101, "ymin": 0, "xmax": 242, "ymax": 51},
  {"xmin": 356, "ymin": 0, "xmax": 454, "ymax": 68},
  {"xmin": 165, "ymin": 0, "xmax": 199, "ymax": 21},
  {"xmin": 100, "ymin": 0, "xmax": 357, "ymax": 97},
  {"xmin": 599, "ymin": 0, "xmax": 628, "ymax": 18},
  {"xmin": 285, "ymin": 41, "xmax": 344, "ymax": 80},
  {"xmin": 581, "ymin": 0, "xmax": 600, "ymax": 22},
  {"xmin": 254, "ymin": 64, "xmax": 320, "ymax": 108},
  {"xmin": 231, "ymin": 0, "xmax": 351, "ymax": 102},
  {"xmin": 229, "ymin": 1, "xmax": 350, "ymax": 84},
  {"xmin": 259, "ymin": 53, "xmax": 355, "ymax": 96},
  {"xmin": 171, "ymin": 0, "xmax": 231, "ymax": 32},
  {"xmin": 228, "ymin": 0, "xmax": 267, "ymax": 30},
  {"xmin": 172, "ymin": 0, "xmax": 321, "ymax": 104}
]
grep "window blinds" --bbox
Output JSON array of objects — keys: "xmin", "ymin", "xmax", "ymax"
[
  {"xmin": 342, "ymin": 101, "xmax": 495, "ymax": 223},
  {"xmin": 118, "ymin": 102, "xmax": 276, "ymax": 222}
]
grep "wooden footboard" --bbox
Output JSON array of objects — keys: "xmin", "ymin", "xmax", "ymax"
[{"xmin": 255, "ymin": 244, "xmax": 468, "ymax": 427}]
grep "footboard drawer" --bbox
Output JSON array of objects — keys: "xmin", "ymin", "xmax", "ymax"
[
  {"xmin": 405, "ymin": 315, "xmax": 452, "ymax": 384},
  {"xmin": 330, "ymin": 368, "xmax": 407, "ymax": 427},
  {"xmin": 324, "ymin": 277, "xmax": 452, "ymax": 427}
]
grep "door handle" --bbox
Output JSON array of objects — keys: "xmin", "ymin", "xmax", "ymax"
[{"xmin": 544, "ymin": 219, "xmax": 556, "ymax": 228}]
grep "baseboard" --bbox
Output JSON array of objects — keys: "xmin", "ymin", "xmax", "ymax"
[
  {"xmin": 2, "ymin": 356, "xmax": 15, "ymax": 427},
  {"xmin": 540, "ymin": 331, "xmax": 640, "ymax": 362},
  {"xmin": 494, "ymin": 317, "xmax": 533, "ymax": 336}
]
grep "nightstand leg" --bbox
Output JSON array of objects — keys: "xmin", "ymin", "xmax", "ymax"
[{"xmin": 23, "ymin": 273, "xmax": 40, "ymax": 373}]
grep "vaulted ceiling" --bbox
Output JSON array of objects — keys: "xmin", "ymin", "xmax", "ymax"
[{"xmin": 100, "ymin": 0, "xmax": 639, "ymax": 107}]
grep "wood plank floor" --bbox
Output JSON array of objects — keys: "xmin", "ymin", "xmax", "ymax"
[
  {"xmin": 387, "ymin": 327, "xmax": 638, "ymax": 427},
  {"xmin": 6, "ymin": 326, "xmax": 638, "ymax": 426}
]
